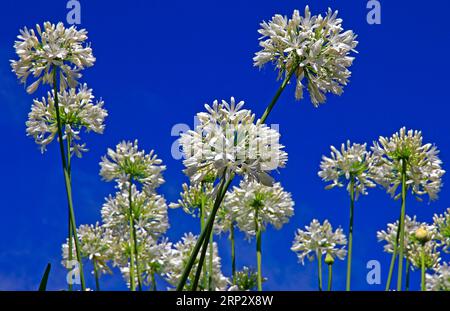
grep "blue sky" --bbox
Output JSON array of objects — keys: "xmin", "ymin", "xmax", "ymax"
[{"xmin": 0, "ymin": 0, "xmax": 449, "ymax": 291}]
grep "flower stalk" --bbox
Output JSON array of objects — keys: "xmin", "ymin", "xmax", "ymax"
[
  {"xmin": 346, "ymin": 177, "xmax": 355, "ymax": 291},
  {"xmin": 397, "ymin": 159, "xmax": 408, "ymax": 291}
]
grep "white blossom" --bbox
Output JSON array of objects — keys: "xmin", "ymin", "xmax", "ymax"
[
  {"xmin": 433, "ymin": 208, "xmax": 450, "ymax": 253},
  {"xmin": 11, "ymin": 22, "xmax": 95, "ymax": 93},
  {"xmin": 179, "ymin": 97, "xmax": 287, "ymax": 186},
  {"xmin": 26, "ymin": 83, "xmax": 107, "ymax": 156},
  {"xmin": 254, "ymin": 6, "xmax": 358, "ymax": 105},
  {"xmin": 225, "ymin": 180, "xmax": 294, "ymax": 239},
  {"xmin": 371, "ymin": 127, "xmax": 445, "ymax": 201},
  {"xmin": 291, "ymin": 219, "xmax": 347, "ymax": 264},
  {"xmin": 426, "ymin": 262, "xmax": 450, "ymax": 291},
  {"xmin": 99, "ymin": 140, "xmax": 166, "ymax": 191},
  {"xmin": 318, "ymin": 141, "xmax": 375, "ymax": 199}
]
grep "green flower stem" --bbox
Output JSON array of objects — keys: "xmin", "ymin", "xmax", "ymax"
[
  {"xmin": 127, "ymin": 180, "xmax": 137, "ymax": 291},
  {"xmin": 421, "ymin": 246, "xmax": 426, "ymax": 291},
  {"xmin": 327, "ymin": 264, "xmax": 333, "ymax": 291},
  {"xmin": 397, "ymin": 159, "xmax": 408, "ymax": 291},
  {"xmin": 208, "ymin": 230, "xmax": 213, "ymax": 291},
  {"xmin": 256, "ymin": 211, "xmax": 263, "ymax": 291},
  {"xmin": 318, "ymin": 252, "xmax": 323, "ymax": 291},
  {"xmin": 385, "ymin": 212, "xmax": 401, "ymax": 291},
  {"xmin": 151, "ymin": 270, "xmax": 157, "ymax": 291},
  {"xmin": 67, "ymin": 135, "xmax": 73, "ymax": 292},
  {"xmin": 346, "ymin": 177, "xmax": 355, "ymax": 291},
  {"xmin": 93, "ymin": 259, "xmax": 100, "ymax": 291},
  {"xmin": 178, "ymin": 172, "xmax": 232, "ymax": 291},
  {"xmin": 52, "ymin": 67, "xmax": 86, "ymax": 291},
  {"xmin": 200, "ymin": 195, "xmax": 207, "ymax": 289},
  {"xmin": 230, "ymin": 222, "xmax": 236, "ymax": 285},
  {"xmin": 405, "ymin": 260, "xmax": 410, "ymax": 291}
]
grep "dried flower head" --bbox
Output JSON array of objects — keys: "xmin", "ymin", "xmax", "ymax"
[
  {"xmin": 291, "ymin": 219, "xmax": 347, "ymax": 264},
  {"xmin": 254, "ymin": 6, "xmax": 358, "ymax": 105},
  {"xmin": 318, "ymin": 141, "xmax": 375, "ymax": 199},
  {"xmin": 26, "ymin": 83, "xmax": 107, "ymax": 156},
  {"xmin": 11, "ymin": 22, "xmax": 95, "ymax": 93}
]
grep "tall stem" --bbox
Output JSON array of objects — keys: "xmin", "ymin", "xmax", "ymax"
[
  {"xmin": 230, "ymin": 222, "xmax": 236, "ymax": 285},
  {"xmin": 421, "ymin": 245, "xmax": 426, "ymax": 291},
  {"xmin": 385, "ymin": 211, "xmax": 401, "ymax": 291},
  {"xmin": 397, "ymin": 159, "xmax": 407, "ymax": 291},
  {"xmin": 127, "ymin": 179, "xmax": 136, "ymax": 291},
  {"xmin": 405, "ymin": 260, "xmax": 410, "ymax": 291},
  {"xmin": 318, "ymin": 252, "xmax": 323, "ymax": 291},
  {"xmin": 67, "ymin": 135, "xmax": 73, "ymax": 291},
  {"xmin": 151, "ymin": 269, "xmax": 157, "ymax": 291},
  {"xmin": 200, "ymin": 195, "xmax": 207, "ymax": 289},
  {"xmin": 93, "ymin": 259, "xmax": 100, "ymax": 291},
  {"xmin": 255, "ymin": 207, "xmax": 263, "ymax": 291},
  {"xmin": 346, "ymin": 177, "xmax": 355, "ymax": 291},
  {"xmin": 52, "ymin": 67, "xmax": 86, "ymax": 291},
  {"xmin": 327, "ymin": 264, "xmax": 333, "ymax": 291},
  {"xmin": 208, "ymin": 230, "xmax": 213, "ymax": 291}
]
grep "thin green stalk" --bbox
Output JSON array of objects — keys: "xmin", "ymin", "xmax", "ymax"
[
  {"xmin": 256, "ymin": 213, "xmax": 262, "ymax": 291},
  {"xmin": 200, "ymin": 195, "xmax": 207, "ymax": 289},
  {"xmin": 405, "ymin": 260, "xmax": 410, "ymax": 291},
  {"xmin": 178, "ymin": 173, "xmax": 232, "ymax": 291},
  {"xmin": 67, "ymin": 135, "xmax": 73, "ymax": 291},
  {"xmin": 93, "ymin": 259, "xmax": 100, "ymax": 291},
  {"xmin": 52, "ymin": 67, "xmax": 86, "ymax": 291},
  {"xmin": 230, "ymin": 222, "xmax": 236, "ymax": 285},
  {"xmin": 346, "ymin": 177, "xmax": 355, "ymax": 291},
  {"xmin": 38, "ymin": 263, "xmax": 51, "ymax": 291},
  {"xmin": 318, "ymin": 252, "xmax": 323, "ymax": 291},
  {"xmin": 421, "ymin": 246, "xmax": 426, "ymax": 291},
  {"xmin": 385, "ymin": 210, "xmax": 402, "ymax": 291},
  {"xmin": 327, "ymin": 264, "xmax": 333, "ymax": 291},
  {"xmin": 127, "ymin": 179, "xmax": 137, "ymax": 291},
  {"xmin": 208, "ymin": 230, "xmax": 213, "ymax": 291},
  {"xmin": 397, "ymin": 159, "xmax": 408, "ymax": 291}
]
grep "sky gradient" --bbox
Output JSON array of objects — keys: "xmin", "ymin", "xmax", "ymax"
[{"xmin": 0, "ymin": 0, "xmax": 449, "ymax": 290}]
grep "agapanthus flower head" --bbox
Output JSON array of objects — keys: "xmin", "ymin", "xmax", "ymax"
[
  {"xmin": 377, "ymin": 215, "xmax": 440, "ymax": 269},
  {"xmin": 100, "ymin": 140, "xmax": 166, "ymax": 191},
  {"xmin": 162, "ymin": 233, "xmax": 229, "ymax": 291},
  {"xmin": 101, "ymin": 183, "xmax": 169, "ymax": 240},
  {"xmin": 254, "ymin": 6, "xmax": 358, "ymax": 106},
  {"xmin": 291, "ymin": 219, "xmax": 347, "ymax": 264},
  {"xmin": 371, "ymin": 127, "xmax": 445, "ymax": 201},
  {"xmin": 225, "ymin": 180, "xmax": 294, "ymax": 239},
  {"xmin": 433, "ymin": 208, "xmax": 450, "ymax": 253},
  {"xmin": 234, "ymin": 266, "xmax": 262, "ymax": 291},
  {"xmin": 26, "ymin": 83, "xmax": 107, "ymax": 156},
  {"xmin": 318, "ymin": 140, "xmax": 375, "ymax": 199},
  {"xmin": 179, "ymin": 97, "xmax": 287, "ymax": 186},
  {"xmin": 169, "ymin": 181, "xmax": 214, "ymax": 217},
  {"xmin": 426, "ymin": 262, "xmax": 450, "ymax": 291},
  {"xmin": 11, "ymin": 22, "xmax": 95, "ymax": 93}
]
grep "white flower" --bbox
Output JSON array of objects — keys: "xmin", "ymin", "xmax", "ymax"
[
  {"xmin": 377, "ymin": 216, "xmax": 440, "ymax": 269},
  {"xmin": 11, "ymin": 22, "xmax": 95, "ymax": 93},
  {"xmin": 26, "ymin": 83, "xmax": 107, "ymax": 156},
  {"xmin": 426, "ymin": 262, "xmax": 450, "ymax": 291},
  {"xmin": 179, "ymin": 97, "xmax": 287, "ymax": 186},
  {"xmin": 433, "ymin": 208, "xmax": 450, "ymax": 253},
  {"xmin": 162, "ymin": 233, "xmax": 229, "ymax": 291},
  {"xmin": 291, "ymin": 219, "xmax": 347, "ymax": 264},
  {"xmin": 318, "ymin": 141, "xmax": 375, "ymax": 199},
  {"xmin": 254, "ymin": 6, "xmax": 358, "ymax": 105},
  {"xmin": 371, "ymin": 127, "xmax": 445, "ymax": 201},
  {"xmin": 99, "ymin": 140, "xmax": 166, "ymax": 191},
  {"xmin": 169, "ymin": 181, "xmax": 215, "ymax": 217},
  {"xmin": 101, "ymin": 183, "xmax": 169, "ymax": 240},
  {"xmin": 225, "ymin": 180, "xmax": 294, "ymax": 239}
]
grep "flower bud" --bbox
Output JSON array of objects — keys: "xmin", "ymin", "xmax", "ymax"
[
  {"xmin": 324, "ymin": 253, "xmax": 334, "ymax": 265},
  {"xmin": 415, "ymin": 227, "xmax": 431, "ymax": 243}
]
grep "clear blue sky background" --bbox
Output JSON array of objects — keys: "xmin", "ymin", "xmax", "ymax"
[{"xmin": 0, "ymin": 0, "xmax": 449, "ymax": 291}]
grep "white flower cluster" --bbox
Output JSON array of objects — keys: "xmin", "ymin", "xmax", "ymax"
[
  {"xmin": 377, "ymin": 216, "xmax": 441, "ymax": 270},
  {"xmin": 169, "ymin": 182, "xmax": 215, "ymax": 217},
  {"xmin": 161, "ymin": 233, "xmax": 229, "ymax": 291},
  {"xmin": 291, "ymin": 219, "xmax": 347, "ymax": 264},
  {"xmin": 371, "ymin": 127, "xmax": 445, "ymax": 200},
  {"xmin": 433, "ymin": 208, "xmax": 450, "ymax": 253},
  {"xmin": 100, "ymin": 140, "xmax": 166, "ymax": 191},
  {"xmin": 254, "ymin": 6, "xmax": 358, "ymax": 105},
  {"xmin": 318, "ymin": 141, "xmax": 375, "ymax": 199},
  {"xmin": 26, "ymin": 83, "xmax": 107, "ymax": 156},
  {"xmin": 11, "ymin": 22, "xmax": 95, "ymax": 94},
  {"xmin": 426, "ymin": 262, "xmax": 450, "ymax": 291},
  {"xmin": 224, "ymin": 180, "xmax": 294, "ymax": 239},
  {"xmin": 179, "ymin": 97, "xmax": 287, "ymax": 186}
]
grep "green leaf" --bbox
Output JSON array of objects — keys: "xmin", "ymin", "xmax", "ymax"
[{"xmin": 38, "ymin": 263, "xmax": 51, "ymax": 291}]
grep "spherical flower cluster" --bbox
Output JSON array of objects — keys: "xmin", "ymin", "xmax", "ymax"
[
  {"xmin": 100, "ymin": 140, "xmax": 166, "ymax": 191},
  {"xmin": 179, "ymin": 97, "xmax": 287, "ymax": 186},
  {"xmin": 426, "ymin": 262, "xmax": 450, "ymax": 291},
  {"xmin": 11, "ymin": 22, "xmax": 95, "ymax": 94},
  {"xmin": 26, "ymin": 83, "xmax": 107, "ymax": 156},
  {"xmin": 161, "ymin": 233, "xmax": 229, "ymax": 290},
  {"xmin": 291, "ymin": 219, "xmax": 347, "ymax": 264},
  {"xmin": 371, "ymin": 127, "xmax": 445, "ymax": 201},
  {"xmin": 169, "ymin": 182, "xmax": 214, "ymax": 217},
  {"xmin": 225, "ymin": 180, "xmax": 294, "ymax": 239},
  {"xmin": 254, "ymin": 6, "xmax": 358, "ymax": 105},
  {"xmin": 318, "ymin": 141, "xmax": 375, "ymax": 199},
  {"xmin": 433, "ymin": 208, "xmax": 450, "ymax": 253},
  {"xmin": 377, "ymin": 216, "xmax": 440, "ymax": 269}
]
